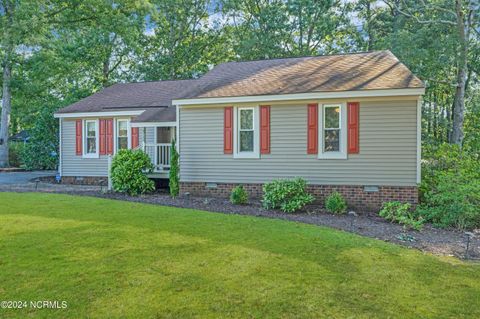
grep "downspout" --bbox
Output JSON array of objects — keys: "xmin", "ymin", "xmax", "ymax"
[
  {"xmin": 176, "ymin": 105, "xmax": 180, "ymax": 183},
  {"xmin": 416, "ymin": 97, "xmax": 422, "ymax": 184}
]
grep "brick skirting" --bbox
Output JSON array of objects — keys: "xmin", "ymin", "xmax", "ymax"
[
  {"xmin": 61, "ymin": 176, "xmax": 108, "ymax": 186},
  {"xmin": 179, "ymin": 182, "xmax": 418, "ymax": 211}
]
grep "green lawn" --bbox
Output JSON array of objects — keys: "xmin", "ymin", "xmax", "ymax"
[{"xmin": 0, "ymin": 193, "xmax": 479, "ymax": 318}]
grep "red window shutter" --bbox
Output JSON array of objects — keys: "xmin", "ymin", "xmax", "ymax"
[
  {"xmin": 99, "ymin": 119, "xmax": 106, "ymax": 155},
  {"xmin": 106, "ymin": 119, "xmax": 114, "ymax": 154},
  {"xmin": 224, "ymin": 107, "xmax": 233, "ymax": 154},
  {"xmin": 260, "ymin": 105, "xmax": 271, "ymax": 154},
  {"xmin": 347, "ymin": 102, "xmax": 360, "ymax": 154},
  {"xmin": 307, "ymin": 104, "xmax": 318, "ymax": 154},
  {"xmin": 131, "ymin": 127, "xmax": 139, "ymax": 149},
  {"xmin": 75, "ymin": 119, "xmax": 82, "ymax": 155}
]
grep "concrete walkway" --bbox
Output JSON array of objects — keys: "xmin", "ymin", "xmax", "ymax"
[
  {"xmin": 0, "ymin": 170, "xmax": 56, "ymax": 185},
  {"xmin": 0, "ymin": 170, "xmax": 102, "ymax": 192}
]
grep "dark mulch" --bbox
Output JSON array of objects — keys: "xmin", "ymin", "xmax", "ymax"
[
  {"xmin": 1, "ymin": 183, "xmax": 479, "ymax": 260},
  {"xmin": 0, "ymin": 167, "xmax": 25, "ymax": 173}
]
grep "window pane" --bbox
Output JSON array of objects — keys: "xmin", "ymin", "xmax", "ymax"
[
  {"xmin": 324, "ymin": 106, "xmax": 340, "ymax": 129},
  {"xmin": 240, "ymin": 109, "xmax": 253, "ymax": 130},
  {"xmin": 118, "ymin": 137, "xmax": 128, "ymax": 150},
  {"xmin": 87, "ymin": 122, "xmax": 96, "ymax": 137},
  {"xmin": 118, "ymin": 121, "xmax": 128, "ymax": 137},
  {"xmin": 240, "ymin": 131, "xmax": 254, "ymax": 152},
  {"xmin": 324, "ymin": 129, "xmax": 340, "ymax": 152},
  {"xmin": 87, "ymin": 137, "xmax": 96, "ymax": 153}
]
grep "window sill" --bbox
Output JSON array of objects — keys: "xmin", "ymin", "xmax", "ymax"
[
  {"xmin": 317, "ymin": 152, "xmax": 347, "ymax": 160},
  {"xmin": 82, "ymin": 153, "xmax": 99, "ymax": 159},
  {"xmin": 233, "ymin": 152, "xmax": 260, "ymax": 159}
]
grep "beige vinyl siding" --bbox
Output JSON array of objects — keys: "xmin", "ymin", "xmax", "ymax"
[
  {"xmin": 60, "ymin": 119, "xmax": 155, "ymax": 177},
  {"xmin": 179, "ymin": 100, "xmax": 418, "ymax": 186}
]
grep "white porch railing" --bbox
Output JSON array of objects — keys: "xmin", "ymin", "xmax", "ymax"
[{"xmin": 142, "ymin": 142, "xmax": 172, "ymax": 172}]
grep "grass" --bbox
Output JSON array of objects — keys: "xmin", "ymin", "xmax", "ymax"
[{"xmin": 0, "ymin": 193, "xmax": 479, "ymax": 318}]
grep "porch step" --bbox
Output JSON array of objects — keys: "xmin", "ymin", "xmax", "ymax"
[{"xmin": 147, "ymin": 172, "xmax": 169, "ymax": 179}]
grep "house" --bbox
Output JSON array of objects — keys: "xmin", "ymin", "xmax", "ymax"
[{"xmin": 54, "ymin": 51, "xmax": 425, "ymax": 210}]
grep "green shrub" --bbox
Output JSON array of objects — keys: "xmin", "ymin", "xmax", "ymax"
[
  {"xmin": 325, "ymin": 192, "xmax": 347, "ymax": 214},
  {"xmin": 230, "ymin": 185, "xmax": 249, "ymax": 205},
  {"xmin": 21, "ymin": 106, "xmax": 58, "ymax": 170},
  {"xmin": 169, "ymin": 139, "xmax": 180, "ymax": 198},
  {"xmin": 262, "ymin": 177, "xmax": 314, "ymax": 213},
  {"xmin": 417, "ymin": 172, "xmax": 480, "ymax": 230},
  {"xmin": 418, "ymin": 144, "xmax": 480, "ymax": 229},
  {"xmin": 379, "ymin": 201, "xmax": 424, "ymax": 231},
  {"xmin": 8, "ymin": 142, "xmax": 25, "ymax": 167},
  {"xmin": 111, "ymin": 149, "xmax": 155, "ymax": 196}
]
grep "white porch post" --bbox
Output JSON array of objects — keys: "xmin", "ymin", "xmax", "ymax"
[{"xmin": 107, "ymin": 155, "xmax": 112, "ymax": 191}]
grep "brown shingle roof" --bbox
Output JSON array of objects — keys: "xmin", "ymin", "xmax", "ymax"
[
  {"xmin": 180, "ymin": 50, "xmax": 424, "ymax": 99},
  {"xmin": 56, "ymin": 79, "xmax": 198, "ymax": 114},
  {"xmin": 56, "ymin": 51, "xmax": 424, "ymax": 121}
]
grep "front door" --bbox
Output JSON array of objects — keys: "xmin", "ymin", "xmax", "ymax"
[{"xmin": 156, "ymin": 127, "xmax": 175, "ymax": 143}]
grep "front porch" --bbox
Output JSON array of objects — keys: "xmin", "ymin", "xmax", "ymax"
[
  {"xmin": 135, "ymin": 125, "xmax": 176, "ymax": 178},
  {"xmin": 142, "ymin": 142, "xmax": 172, "ymax": 178}
]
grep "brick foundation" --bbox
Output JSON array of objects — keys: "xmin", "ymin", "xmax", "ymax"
[
  {"xmin": 60, "ymin": 176, "xmax": 107, "ymax": 186},
  {"xmin": 179, "ymin": 182, "xmax": 418, "ymax": 212}
]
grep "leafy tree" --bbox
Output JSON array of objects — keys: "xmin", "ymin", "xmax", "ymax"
[
  {"xmin": 137, "ymin": 0, "xmax": 231, "ymax": 80},
  {"xmin": 385, "ymin": 0, "xmax": 479, "ymax": 145},
  {"xmin": 221, "ymin": 0, "xmax": 357, "ymax": 60}
]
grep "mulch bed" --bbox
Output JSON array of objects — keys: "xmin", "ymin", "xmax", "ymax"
[
  {"xmin": 83, "ymin": 189, "xmax": 480, "ymax": 261},
  {"xmin": 2, "ymin": 182, "xmax": 479, "ymax": 261}
]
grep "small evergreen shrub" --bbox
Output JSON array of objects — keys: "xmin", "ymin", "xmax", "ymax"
[
  {"xmin": 111, "ymin": 149, "xmax": 155, "ymax": 196},
  {"xmin": 169, "ymin": 139, "xmax": 180, "ymax": 197},
  {"xmin": 230, "ymin": 185, "xmax": 248, "ymax": 205},
  {"xmin": 262, "ymin": 177, "xmax": 314, "ymax": 213},
  {"xmin": 325, "ymin": 192, "xmax": 347, "ymax": 214},
  {"xmin": 379, "ymin": 201, "xmax": 424, "ymax": 231}
]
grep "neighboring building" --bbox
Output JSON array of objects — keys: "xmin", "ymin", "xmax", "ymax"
[
  {"xmin": 54, "ymin": 51, "xmax": 425, "ymax": 210},
  {"xmin": 9, "ymin": 130, "xmax": 30, "ymax": 143}
]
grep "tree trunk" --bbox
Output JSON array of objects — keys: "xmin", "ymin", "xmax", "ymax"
[
  {"xmin": 450, "ymin": 0, "xmax": 467, "ymax": 145},
  {"xmin": 102, "ymin": 58, "xmax": 110, "ymax": 87},
  {"xmin": 391, "ymin": 0, "xmax": 400, "ymax": 52},
  {"xmin": 433, "ymin": 90, "xmax": 438, "ymax": 139},
  {"xmin": 0, "ymin": 62, "xmax": 12, "ymax": 167},
  {"xmin": 366, "ymin": 1, "xmax": 374, "ymax": 51}
]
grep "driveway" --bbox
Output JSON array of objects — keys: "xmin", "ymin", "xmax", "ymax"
[{"xmin": 0, "ymin": 170, "xmax": 56, "ymax": 185}]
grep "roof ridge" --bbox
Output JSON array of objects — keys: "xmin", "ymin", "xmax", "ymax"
[
  {"xmin": 218, "ymin": 50, "xmax": 390, "ymax": 66},
  {"xmin": 111, "ymin": 78, "xmax": 199, "ymax": 86}
]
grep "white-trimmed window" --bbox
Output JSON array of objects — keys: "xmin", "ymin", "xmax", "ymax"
[
  {"xmin": 83, "ymin": 119, "xmax": 99, "ymax": 158},
  {"xmin": 116, "ymin": 119, "xmax": 130, "ymax": 151},
  {"xmin": 318, "ymin": 104, "xmax": 347, "ymax": 159},
  {"xmin": 234, "ymin": 106, "xmax": 260, "ymax": 158}
]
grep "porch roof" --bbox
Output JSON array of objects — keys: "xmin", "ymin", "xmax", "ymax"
[{"xmin": 131, "ymin": 106, "xmax": 176, "ymax": 124}]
